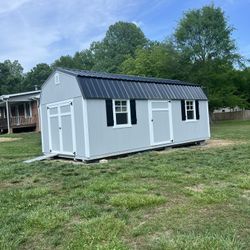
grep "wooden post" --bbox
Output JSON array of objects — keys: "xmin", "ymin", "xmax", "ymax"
[{"xmin": 6, "ymin": 100, "xmax": 11, "ymax": 134}]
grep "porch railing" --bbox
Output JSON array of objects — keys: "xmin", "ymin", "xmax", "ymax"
[
  {"xmin": 10, "ymin": 116, "xmax": 36, "ymax": 126},
  {"xmin": 0, "ymin": 116, "xmax": 36, "ymax": 129}
]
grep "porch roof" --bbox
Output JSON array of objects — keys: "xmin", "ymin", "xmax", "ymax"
[{"xmin": 0, "ymin": 90, "xmax": 40, "ymax": 107}]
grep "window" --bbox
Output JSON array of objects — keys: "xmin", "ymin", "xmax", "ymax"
[
  {"xmin": 185, "ymin": 100, "xmax": 196, "ymax": 120},
  {"xmin": 55, "ymin": 73, "xmax": 60, "ymax": 85},
  {"xmin": 113, "ymin": 100, "xmax": 131, "ymax": 127}
]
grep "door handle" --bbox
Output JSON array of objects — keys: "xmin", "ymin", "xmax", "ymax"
[{"xmin": 151, "ymin": 119, "xmax": 153, "ymax": 122}]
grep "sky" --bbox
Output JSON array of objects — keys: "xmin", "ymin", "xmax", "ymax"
[{"xmin": 0, "ymin": 0, "xmax": 250, "ymax": 72}]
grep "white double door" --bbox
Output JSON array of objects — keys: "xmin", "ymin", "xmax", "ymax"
[
  {"xmin": 47, "ymin": 100, "xmax": 76, "ymax": 155},
  {"xmin": 149, "ymin": 100, "xmax": 173, "ymax": 145}
]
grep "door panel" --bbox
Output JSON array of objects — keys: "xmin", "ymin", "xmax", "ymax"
[
  {"xmin": 61, "ymin": 114, "xmax": 73, "ymax": 153},
  {"xmin": 152, "ymin": 110, "xmax": 171, "ymax": 143},
  {"xmin": 48, "ymin": 101, "xmax": 75, "ymax": 155},
  {"xmin": 50, "ymin": 116, "xmax": 60, "ymax": 152},
  {"xmin": 149, "ymin": 101, "xmax": 173, "ymax": 145}
]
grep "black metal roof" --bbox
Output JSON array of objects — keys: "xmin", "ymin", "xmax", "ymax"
[{"xmin": 57, "ymin": 68, "xmax": 207, "ymax": 100}]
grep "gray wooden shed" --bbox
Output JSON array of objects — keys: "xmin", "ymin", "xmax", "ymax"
[{"xmin": 40, "ymin": 68, "xmax": 210, "ymax": 161}]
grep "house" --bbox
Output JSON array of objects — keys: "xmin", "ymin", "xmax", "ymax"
[
  {"xmin": 40, "ymin": 68, "xmax": 210, "ymax": 161},
  {"xmin": 0, "ymin": 90, "xmax": 40, "ymax": 133}
]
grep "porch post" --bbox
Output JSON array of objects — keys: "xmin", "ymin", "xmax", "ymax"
[{"xmin": 5, "ymin": 100, "xmax": 11, "ymax": 134}]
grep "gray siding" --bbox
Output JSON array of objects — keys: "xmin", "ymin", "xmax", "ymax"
[
  {"xmin": 40, "ymin": 71, "xmax": 82, "ymax": 105},
  {"xmin": 87, "ymin": 100, "xmax": 150, "ymax": 158},
  {"xmin": 86, "ymin": 100, "xmax": 210, "ymax": 159},
  {"xmin": 171, "ymin": 100, "xmax": 210, "ymax": 143}
]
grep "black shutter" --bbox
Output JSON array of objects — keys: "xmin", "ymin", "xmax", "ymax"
[
  {"xmin": 105, "ymin": 99, "xmax": 114, "ymax": 126},
  {"xmin": 195, "ymin": 100, "xmax": 200, "ymax": 120},
  {"xmin": 130, "ymin": 100, "xmax": 137, "ymax": 125},
  {"xmin": 181, "ymin": 100, "xmax": 186, "ymax": 121}
]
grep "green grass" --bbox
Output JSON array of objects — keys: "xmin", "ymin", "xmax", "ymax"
[{"xmin": 0, "ymin": 120, "xmax": 250, "ymax": 249}]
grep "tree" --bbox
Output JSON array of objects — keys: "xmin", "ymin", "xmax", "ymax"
[
  {"xmin": 0, "ymin": 60, "xmax": 24, "ymax": 95},
  {"xmin": 91, "ymin": 21, "xmax": 147, "ymax": 73},
  {"xmin": 174, "ymin": 5, "xmax": 237, "ymax": 63},
  {"xmin": 52, "ymin": 55, "xmax": 76, "ymax": 69},
  {"xmin": 121, "ymin": 41, "xmax": 181, "ymax": 79},
  {"xmin": 21, "ymin": 63, "xmax": 52, "ymax": 91},
  {"xmin": 174, "ymin": 5, "xmax": 244, "ymax": 111}
]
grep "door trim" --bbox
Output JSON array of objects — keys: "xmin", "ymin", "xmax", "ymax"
[
  {"xmin": 148, "ymin": 100, "xmax": 174, "ymax": 146},
  {"xmin": 47, "ymin": 99, "xmax": 76, "ymax": 155}
]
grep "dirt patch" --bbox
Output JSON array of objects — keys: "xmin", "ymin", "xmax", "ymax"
[
  {"xmin": 157, "ymin": 139, "xmax": 243, "ymax": 155},
  {"xmin": 185, "ymin": 184, "xmax": 205, "ymax": 193},
  {"xmin": 0, "ymin": 137, "xmax": 21, "ymax": 143},
  {"xmin": 242, "ymin": 190, "xmax": 250, "ymax": 200},
  {"xmin": 199, "ymin": 139, "xmax": 240, "ymax": 148}
]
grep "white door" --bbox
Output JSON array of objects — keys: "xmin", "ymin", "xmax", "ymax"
[
  {"xmin": 149, "ymin": 101, "xmax": 173, "ymax": 145},
  {"xmin": 47, "ymin": 100, "xmax": 76, "ymax": 155}
]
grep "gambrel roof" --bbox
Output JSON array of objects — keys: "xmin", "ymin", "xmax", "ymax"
[{"xmin": 57, "ymin": 68, "xmax": 207, "ymax": 100}]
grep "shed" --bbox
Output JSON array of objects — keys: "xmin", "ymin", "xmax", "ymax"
[{"xmin": 40, "ymin": 68, "xmax": 210, "ymax": 161}]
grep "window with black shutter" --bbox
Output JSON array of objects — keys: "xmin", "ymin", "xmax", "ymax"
[{"xmin": 182, "ymin": 100, "xmax": 199, "ymax": 121}]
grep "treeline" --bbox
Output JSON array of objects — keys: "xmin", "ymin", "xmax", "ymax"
[{"xmin": 0, "ymin": 5, "xmax": 249, "ymax": 111}]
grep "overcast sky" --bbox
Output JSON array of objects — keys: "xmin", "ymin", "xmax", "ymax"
[{"xmin": 0, "ymin": 0, "xmax": 249, "ymax": 71}]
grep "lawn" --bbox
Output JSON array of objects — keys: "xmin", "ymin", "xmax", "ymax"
[{"xmin": 0, "ymin": 120, "xmax": 249, "ymax": 249}]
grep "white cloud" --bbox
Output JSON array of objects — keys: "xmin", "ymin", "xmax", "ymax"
[
  {"xmin": 0, "ymin": 0, "xmax": 142, "ymax": 71},
  {"xmin": 0, "ymin": 0, "xmax": 31, "ymax": 14}
]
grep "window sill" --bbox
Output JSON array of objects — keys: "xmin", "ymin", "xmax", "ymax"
[
  {"xmin": 113, "ymin": 124, "xmax": 132, "ymax": 129},
  {"xmin": 185, "ymin": 119, "xmax": 198, "ymax": 123}
]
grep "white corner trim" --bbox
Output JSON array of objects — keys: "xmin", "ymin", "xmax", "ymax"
[
  {"xmin": 206, "ymin": 101, "xmax": 211, "ymax": 138},
  {"xmin": 82, "ymin": 98, "xmax": 90, "ymax": 158},
  {"xmin": 168, "ymin": 101, "xmax": 174, "ymax": 142},
  {"xmin": 40, "ymin": 105, "xmax": 45, "ymax": 153}
]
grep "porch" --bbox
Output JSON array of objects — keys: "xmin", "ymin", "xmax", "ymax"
[
  {"xmin": 0, "ymin": 116, "xmax": 37, "ymax": 130},
  {"xmin": 0, "ymin": 101, "xmax": 39, "ymax": 133}
]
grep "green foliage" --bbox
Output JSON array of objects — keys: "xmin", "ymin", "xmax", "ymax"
[
  {"xmin": 91, "ymin": 21, "xmax": 147, "ymax": 73},
  {"xmin": 174, "ymin": 5, "xmax": 237, "ymax": 63},
  {"xmin": 21, "ymin": 63, "xmax": 52, "ymax": 91},
  {"xmin": 0, "ymin": 60, "xmax": 24, "ymax": 95},
  {"xmin": 173, "ymin": 5, "xmax": 246, "ymax": 110},
  {"xmin": 121, "ymin": 41, "xmax": 181, "ymax": 79}
]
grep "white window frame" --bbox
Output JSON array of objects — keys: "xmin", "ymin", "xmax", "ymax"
[
  {"xmin": 185, "ymin": 100, "xmax": 197, "ymax": 122},
  {"xmin": 55, "ymin": 73, "xmax": 60, "ymax": 85},
  {"xmin": 112, "ymin": 99, "xmax": 131, "ymax": 128}
]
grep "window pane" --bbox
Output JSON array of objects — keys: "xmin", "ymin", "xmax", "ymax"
[
  {"xmin": 121, "ymin": 101, "xmax": 126, "ymax": 106},
  {"xmin": 116, "ymin": 113, "xmax": 128, "ymax": 125},
  {"xmin": 115, "ymin": 106, "xmax": 121, "ymax": 112},
  {"xmin": 121, "ymin": 106, "xmax": 127, "ymax": 112},
  {"xmin": 60, "ymin": 105, "xmax": 70, "ymax": 113},
  {"xmin": 187, "ymin": 110, "xmax": 194, "ymax": 120},
  {"xmin": 49, "ymin": 107, "xmax": 58, "ymax": 115},
  {"xmin": 115, "ymin": 101, "xmax": 121, "ymax": 106}
]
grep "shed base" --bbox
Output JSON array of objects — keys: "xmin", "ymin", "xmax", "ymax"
[{"xmin": 43, "ymin": 138, "xmax": 209, "ymax": 163}]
